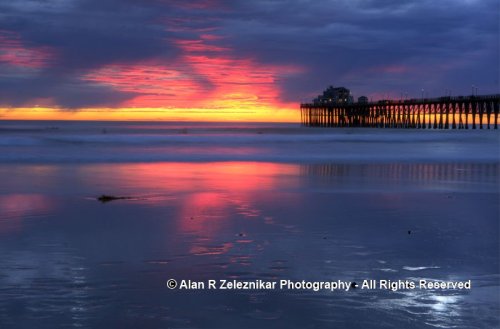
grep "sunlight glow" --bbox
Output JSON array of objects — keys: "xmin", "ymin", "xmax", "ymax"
[
  {"xmin": 0, "ymin": 27, "xmax": 302, "ymax": 122},
  {"xmin": 0, "ymin": 106, "xmax": 299, "ymax": 122}
]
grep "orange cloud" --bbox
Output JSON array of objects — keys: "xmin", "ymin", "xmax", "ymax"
[
  {"xmin": 83, "ymin": 32, "xmax": 303, "ymax": 115},
  {"xmin": 83, "ymin": 61, "xmax": 206, "ymax": 108},
  {"xmin": 3, "ymin": 30, "xmax": 302, "ymax": 122}
]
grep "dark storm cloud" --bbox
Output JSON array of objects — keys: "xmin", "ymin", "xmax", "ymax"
[
  {"xmin": 0, "ymin": 0, "xmax": 179, "ymax": 107},
  {"xmin": 217, "ymin": 0, "xmax": 499, "ymax": 100},
  {"xmin": 0, "ymin": 0, "xmax": 498, "ymax": 108},
  {"xmin": 0, "ymin": 0, "xmax": 177, "ymax": 68},
  {"xmin": 0, "ymin": 73, "xmax": 135, "ymax": 108},
  {"xmin": 0, "ymin": 0, "xmax": 227, "ymax": 108}
]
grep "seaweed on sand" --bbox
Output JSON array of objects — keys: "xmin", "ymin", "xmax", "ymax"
[{"xmin": 97, "ymin": 195, "xmax": 132, "ymax": 203}]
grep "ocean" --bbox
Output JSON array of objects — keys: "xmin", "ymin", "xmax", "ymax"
[
  {"xmin": 0, "ymin": 121, "xmax": 498, "ymax": 163},
  {"xmin": 0, "ymin": 120, "xmax": 498, "ymax": 328}
]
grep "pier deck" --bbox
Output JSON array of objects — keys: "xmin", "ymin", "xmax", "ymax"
[{"xmin": 300, "ymin": 95, "xmax": 500, "ymax": 129}]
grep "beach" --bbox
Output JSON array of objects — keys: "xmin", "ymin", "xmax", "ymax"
[{"xmin": 0, "ymin": 121, "xmax": 499, "ymax": 328}]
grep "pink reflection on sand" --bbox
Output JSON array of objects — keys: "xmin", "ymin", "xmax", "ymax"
[
  {"xmin": 178, "ymin": 192, "xmax": 230, "ymax": 231},
  {"xmin": 0, "ymin": 194, "xmax": 54, "ymax": 234},
  {"xmin": 86, "ymin": 162, "xmax": 299, "ymax": 193},
  {"xmin": 78, "ymin": 162, "xmax": 301, "ymax": 256}
]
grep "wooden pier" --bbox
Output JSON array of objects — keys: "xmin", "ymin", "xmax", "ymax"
[{"xmin": 300, "ymin": 94, "xmax": 500, "ymax": 129}]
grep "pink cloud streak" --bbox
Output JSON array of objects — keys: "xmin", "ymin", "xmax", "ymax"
[{"xmin": 0, "ymin": 30, "xmax": 55, "ymax": 69}]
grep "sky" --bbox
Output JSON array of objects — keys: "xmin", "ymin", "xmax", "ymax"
[{"xmin": 0, "ymin": 0, "xmax": 498, "ymax": 122}]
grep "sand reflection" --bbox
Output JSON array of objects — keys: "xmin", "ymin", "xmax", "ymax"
[
  {"xmin": 0, "ymin": 194, "xmax": 54, "ymax": 234},
  {"xmin": 377, "ymin": 289, "xmax": 465, "ymax": 328},
  {"xmin": 75, "ymin": 162, "xmax": 300, "ymax": 258}
]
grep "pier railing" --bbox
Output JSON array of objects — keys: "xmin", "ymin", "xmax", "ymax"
[{"xmin": 300, "ymin": 94, "xmax": 500, "ymax": 129}]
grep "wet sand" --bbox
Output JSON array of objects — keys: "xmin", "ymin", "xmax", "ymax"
[{"xmin": 0, "ymin": 162, "xmax": 498, "ymax": 328}]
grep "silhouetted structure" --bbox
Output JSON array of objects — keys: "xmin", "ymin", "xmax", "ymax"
[
  {"xmin": 313, "ymin": 86, "xmax": 353, "ymax": 105},
  {"xmin": 301, "ymin": 94, "xmax": 500, "ymax": 129},
  {"xmin": 358, "ymin": 96, "xmax": 368, "ymax": 104}
]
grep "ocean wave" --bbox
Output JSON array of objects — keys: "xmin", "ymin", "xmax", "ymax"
[
  {"xmin": 403, "ymin": 266, "xmax": 441, "ymax": 271},
  {"xmin": 0, "ymin": 151, "xmax": 498, "ymax": 164},
  {"xmin": 0, "ymin": 122, "xmax": 498, "ymax": 164},
  {"xmin": 0, "ymin": 137, "xmax": 43, "ymax": 146},
  {"xmin": 1, "ymin": 130, "xmax": 496, "ymax": 147}
]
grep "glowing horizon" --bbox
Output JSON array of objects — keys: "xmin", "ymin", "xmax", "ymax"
[
  {"xmin": 0, "ymin": 27, "xmax": 302, "ymax": 122},
  {"xmin": 0, "ymin": 105, "xmax": 299, "ymax": 122},
  {"xmin": 0, "ymin": 0, "xmax": 497, "ymax": 122}
]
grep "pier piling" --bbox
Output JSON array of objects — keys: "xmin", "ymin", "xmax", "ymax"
[{"xmin": 301, "ymin": 95, "xmax": 500, "ymax": 129}]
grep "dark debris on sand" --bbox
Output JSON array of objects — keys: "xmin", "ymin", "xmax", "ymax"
[{"xmin": 97, "ymin": 195, "xmax": 132, "ymax": 203}]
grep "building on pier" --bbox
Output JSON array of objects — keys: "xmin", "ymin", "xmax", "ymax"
[
  {"xmin": 313, "ymin": 86, "xmax": 353, "ymax": 105},
  {"xmin": 358, "ymin": 96, "xmax": 368, "ymax": 104}
]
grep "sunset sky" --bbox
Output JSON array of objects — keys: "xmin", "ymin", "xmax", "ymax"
[{"xmin": 0, "ymin": 0, "xmax": 498, "ymax": 122}]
